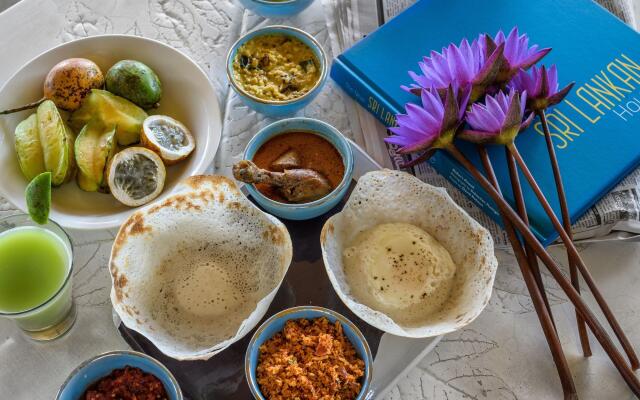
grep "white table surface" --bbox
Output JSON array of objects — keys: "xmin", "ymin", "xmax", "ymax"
[{"xmin": 1, "ymin": 1, "xmax": 639, "ymax": 399}]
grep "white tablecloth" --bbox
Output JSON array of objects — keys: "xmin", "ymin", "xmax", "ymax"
[{"xmin": 0, "ymin": 1, "xmax": 639, "ymax": 399}]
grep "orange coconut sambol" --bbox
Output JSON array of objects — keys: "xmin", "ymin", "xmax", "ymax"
[{"xmin": 256, "ymin": 317, "xmax": 366, "ymax": 400}]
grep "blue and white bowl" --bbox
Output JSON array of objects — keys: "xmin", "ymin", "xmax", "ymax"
[
  {"xmin": 226, "ymin": 25, "xmax": 328, "ymax": 117},
  {"xmin": 56, "ymin": 351, "xmax": 182, "ymax": 400},
  {"xmin": 242, "ymin": 117, "xmax": 354, "ymax": 220},
  {"xmin": 238, "ymin": 0, "xmax": 314, "ymax": 17},
  {"xmin": 245, "ymin": 306, "xmax": 373, "ymax": 400}
]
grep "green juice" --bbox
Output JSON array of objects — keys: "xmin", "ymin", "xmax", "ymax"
[{"xmin": 0, "ymin": 226, "xmax": 71, "ymax": 322}]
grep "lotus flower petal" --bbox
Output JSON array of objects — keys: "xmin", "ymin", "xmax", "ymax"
[
  {"xmin": 385, "ymin": 133, "xmax": 425, "ymax": 147},
  {"xmin": 487, "ymin": 27, "xmax": 551, "ymax": 83},
  {"xmin": 460, "ymin": 89, "xmax": 529, "ymax": 144},
  {"xmin": 547, "ymin": 64, "xmax": 559, "ymax": 93},
  {"xmin": 467, "ymin": 103, "xmax": 502, "ymax": 133},
  {"xmin": 386, "ymin": 86, "xmax": 465, "ymax": 153},
  {"xmin": 406, "ymin": 37, "xmax": 502, "ymax": 102},
  {"xmin": 388, "ymin": 123, "xmax": 429, "ymax": 141},
  {"xmin": 509, "ymin": 64, "xmax": 574, "ymax": 111}
]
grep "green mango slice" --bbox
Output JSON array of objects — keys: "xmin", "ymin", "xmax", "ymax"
[
  {"xmin": 75, "ymin": 120, "xmax": 117, "ymax": 192},
  {"xmin": 14, "ymin": 113, "xmax": 46, "ymax": 180},
  {"xmin": 36, "ymin": 100, "xmax": 76, "ymax": 186},
  {"xmin": 70, "ymin": 89, "xmax": 147, "ymax": 146}
]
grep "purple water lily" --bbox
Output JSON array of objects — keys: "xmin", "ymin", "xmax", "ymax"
[
  {"xmin": 386, "ymin": 86, "xmax": 469, "ymax": 154},
  {"xmin": 459, "ymin": 89, "xmax": 533, "ymax": 144},
  {"xmin": 483, "ymin": 27, "xmax": 551, "ymax": 84},
  {"xmin": 509, "ymin": 65, "xmax": 575, "ymax": 111},
  {"xmin": 403, "ymin": 38, "xmax": 504, "ymax": 102}
]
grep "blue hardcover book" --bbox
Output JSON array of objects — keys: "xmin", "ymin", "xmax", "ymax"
[{"xmin": 331, "ymin": 0, "xmax": 640, "ymax": 245}]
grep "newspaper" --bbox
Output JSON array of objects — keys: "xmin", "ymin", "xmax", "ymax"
[{"xmin": 324, "ymin": 0, "xmax": 640, "ymax": 246}]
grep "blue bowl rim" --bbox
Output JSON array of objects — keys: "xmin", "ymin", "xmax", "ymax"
[
  {"xmin": 242, "ymin": 117, "xmax": 354, "ymax": 210},
  {"xmin": 246, "ymin": 0, "xmax": 301, "ymax": 4},
  {"xmin": 55, "ymin": 350, "xmax": 183, "ymax": 400},
  {"xmin": 226, "ymin": 25, "xmax": 328, "ymax": 105},
  {"xmin": 244, "ymin": 305, "xmax": 373, "ymax": 400}
]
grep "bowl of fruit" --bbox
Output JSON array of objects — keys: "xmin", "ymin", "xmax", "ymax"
[{"xmin": 0, "ymin": 35, "xmax": 221, "ymax": 229}]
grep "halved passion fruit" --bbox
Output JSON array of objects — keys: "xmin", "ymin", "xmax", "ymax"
[
  {"xmin": 107, "ymin": 147, "xmax": 166, "ymax": 207},
  {"xmin": 141, "ymin": 115, "xmax": 195, "ymax": 165}
]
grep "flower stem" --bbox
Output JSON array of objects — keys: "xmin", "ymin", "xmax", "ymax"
[
  {"xmin": 0, "ymin": 97, "xmax": 45, "ymax": 115},
  {"xmin": 399, "ymin": 148, "xmax": 437, "ymax": 169},
  {"xmin": 503, "ymin": 145, "xmax": 556, "ymax": 329},
  {"xmin": 538, "ymin": 109, "xmax": 592, "ymax": 358},
  {"xmin": 444, "ymin": 143, "xmax": 640, "ymax": 395},
  {"xmin": 508, "ymin": 142, "xmax": 639, "ymax": 370},
  {"xmin": 477, "ymin": 146, "xmax": 576, "ymax": 399}
]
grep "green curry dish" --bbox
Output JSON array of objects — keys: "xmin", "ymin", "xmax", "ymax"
[{"xmin": 233, "ymin": 34, "xmax": 320, "ymax": 102}]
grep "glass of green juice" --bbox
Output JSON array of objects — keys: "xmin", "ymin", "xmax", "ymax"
[{"xmin": 0, "ymin": 214, "xmax": 76, "ymax": 341}]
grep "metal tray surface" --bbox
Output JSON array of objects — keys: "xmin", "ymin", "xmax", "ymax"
[{"xmin": 117, "ymin": 141, "xmax": 440, "ymax": 400}]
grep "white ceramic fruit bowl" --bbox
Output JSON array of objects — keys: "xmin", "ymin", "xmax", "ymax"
[{"xmin": 0, "ymin": 35, "xmax": 222, "ymax": 230}]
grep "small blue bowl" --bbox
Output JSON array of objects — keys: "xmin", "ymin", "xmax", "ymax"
[
  {"xmin": 226, "ymin": 25, "xmax": 328, "ymax": 117},
  {"xmin": 238, "ymin": 0, "xmax": 314, "ymax": 17},
  {"xmin": 242, "ymin": 117, "xmax": 354, "ymax": 220},
  {"xmin": 56, "ymin": 351, "xmax": 182, "ymax": 400},
  {"xmin": 245, "ymin": 306, "xmax": 373, "ymax": 400}
]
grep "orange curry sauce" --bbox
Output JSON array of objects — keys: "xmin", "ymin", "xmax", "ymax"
[{"xmin": 252, "ymin": 131, "xmax": 345, "ymax": 203}]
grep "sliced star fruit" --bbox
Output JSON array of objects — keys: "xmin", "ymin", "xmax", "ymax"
[
  {"xmin": 75, "ymin": 120, "xmax": 118, "ymax": 193},
  {"xmin": 141, "ymin": 115, "xmax": 195, "ymax": 165},
  {"xmin": 107, "ymin": 147, "xmax": 166, "ymax": 207},
  {"xmin": 14, "ymin": 113, "xmax": 46, "ymax": 180},
  {"xmin": 70, "ymin": 89, "xmax": 147, "ymax": 146},
  {"xmin": 37, "ymin": 100, "xmax": 76, "ymax": 186}
]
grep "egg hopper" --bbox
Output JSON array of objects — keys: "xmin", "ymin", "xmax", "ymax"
[{"xmin": 322, "ymin": 170, "xmax": 498, "ymax": 338}]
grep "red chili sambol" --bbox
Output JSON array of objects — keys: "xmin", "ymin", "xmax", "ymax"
[{"xmin": 82, "ymin": 366, "xmax": 169, "ymax": 400}]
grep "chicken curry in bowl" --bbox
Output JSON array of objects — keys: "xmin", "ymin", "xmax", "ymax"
[
  {"xmin": 233, "ymin": 117, "xmax": 353, "ymax": 220},
  {"xmin": 234, "ymin": 131, "xmax": 344, "ymax": 204}
]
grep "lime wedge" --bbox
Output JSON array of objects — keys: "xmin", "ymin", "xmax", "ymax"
[{"xmin": 25, "ymin": 172, "xmax": 52, "ymax": 224}]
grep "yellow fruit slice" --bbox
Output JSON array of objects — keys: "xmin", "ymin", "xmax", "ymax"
[
  {"xmin": 36, "ymin": 100, "xmax": 76, "ymax": 186},
  {"xmin": 70, "ymin": 89, "xmax": 147, "ymax": 146},
  {"xmin": 14, "ymin": 113, "xmax": 45, "ymax": 180},
  {"xmin": 75, "ymin": 120, "xmax": 117, "ymax": 192}
]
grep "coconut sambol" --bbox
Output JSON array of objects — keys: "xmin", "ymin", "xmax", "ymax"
[{"xmin": 256, "ymin": 317, "xmax": 366, "ymax": 400}]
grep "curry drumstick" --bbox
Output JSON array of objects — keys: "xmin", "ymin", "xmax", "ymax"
[{"xmin": 233, "ymin": 160, "xmax": 332, "ymax": 203}]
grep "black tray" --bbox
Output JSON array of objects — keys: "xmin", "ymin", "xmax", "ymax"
[{"xmin": 118, "ymin": 181, "xmax": 384, "ymax": 399}]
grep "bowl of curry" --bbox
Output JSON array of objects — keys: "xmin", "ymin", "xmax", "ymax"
[
  {"xmin": 226, "ymin": 26, "xmax": 328, "ymax": 117},
  {"xmin": 235, "ymin": 117, "xmax": 353, "ymax": 220}
]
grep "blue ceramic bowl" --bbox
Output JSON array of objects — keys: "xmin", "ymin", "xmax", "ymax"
[
  {"xmin": 56, "ymin": 351, "xmax": 182, "ymax": 400},
  {"xmin": 226, "ymin": 25, "xmax": 328, "ymax": 117},
  {"xmin": 245, "ymin": 306, "xmax": 373, "ymax": 400},
  {"xmin": 242, "ymin": 117, "xmax": 354, "ymax": 220},
  {"xmin": 238, "ymin": 0, "xmax": 314, "ymax": 17}
]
